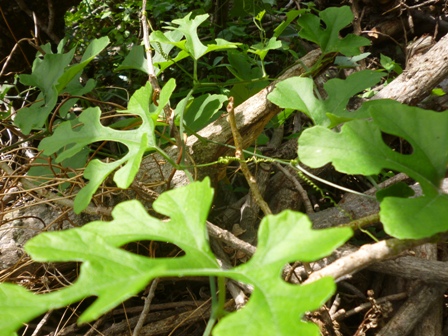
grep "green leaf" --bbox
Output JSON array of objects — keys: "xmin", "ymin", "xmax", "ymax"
[
  {"xmin": 324, "ymin": 70, "xmax": 384, "ymax": 124},
  {"xmin": 170, "ymin": 13, "xmax": 208, "ymax": 59},
  {"xmin": 375, "ymin": 182, "xmax": 415, "ymax": 202},
  {"xmin": 15, "ymin": 38, "xmax": 109, "ymax": 134},
  {"xmin": 214, "ymin": 210, "xmax": 352, "ymax": 335},
  {"xmin": 53, "ymin": 181, "xmax": 214, "ymax": 322},
  {"xmin": 268, "ymin": 71, "xmax": 383, "ymax": 127},
  {"xmin": 150, "ymin": 19, "xmax": 239, "ymax": 67},
  {"xmin": 57, "ymin": 36, "xmax": 109, "ymax": 91},
  {"xmin": 334, "ymin": 52, "xmax": 370, "ymax": 68},
  {"xmin": 204, "ymin": 38, "xmax": 240, "ymax": 54},
  {"xmin": 380, "ymin": 54, "xmax": 403, "ymax": 74},
  {"xmin": 227, "ymin": 50, "xmax": 262, "ymax": 81},
  {"xmin": 249, "ymin": 37, "xmax": 282, "ymax": 61},
  {"xmin": 268, "ymin": 77, "xmax": 329, "ymax": 126},
  {"xmin": 297, "ymin": 6, "xmax": 370, "ymax": 56},
  {"xmin": 16, "ymin": 49, "xmax": 73, "ymax": 134},
  {"xmin": 182, "ymin": 93, "xmax": 227, "ymax": 133},
  {"xmin": 0, "ymin": 283, "xmax": 55, "ymax": 336},
  {"xmin": 39, "ymin": 80, "xmax": 175, "ymax": 213},
  {"xmin": 117, "ymin": 45, "xmax": 150, "ymax": 74},
  {"xmin": 118, "ymin": 30, "xmax": 189, "ymax": 75},
  {"xmin": 381, "ymin": 194, "xmax": 448, "ymax": 238},
  {"xmin": 274, "ymin": 10, "xmax": 305, "ymax": 38},
  {"xmin": 0, "ymin": 181, "xmax": 352, "ymax": 335},
  {"xmin": 299, "ymin": 100, "xmax": 448, "ymax": 239},
  {"xmin": 14, "ymin": 97, "xmax": 52, "ymax": 134}
]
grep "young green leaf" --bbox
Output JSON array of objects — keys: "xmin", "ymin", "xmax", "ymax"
[
  {"xmin": 297, "ymin": 6, "xmax": 370, "ymax": 56},
  {"xmin": 249, "ymin": 37, "xmax": 282, "ymax": 61},
  {"xmin": 15, "ymin": 38, "xmax": 109, "ymax": 134},
  {"xmin": 380, "ymin": 53, "xmax": 403, "ymax": 74}
]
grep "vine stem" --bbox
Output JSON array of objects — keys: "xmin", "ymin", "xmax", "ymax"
[
  {"xmin": 140, "ymin": 0, "xmax": 158, "ymax": 88},
  {"xmin": 140, "ymin": 1, "xmax": 189, "ymax": 185},
  {"xmin": 226, "ymin": 97, "xmax": 271, "ymax": 216}
]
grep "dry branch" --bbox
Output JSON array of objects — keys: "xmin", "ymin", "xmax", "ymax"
[{"xmin": 372, "ymin": 32, "xmax": 448, "ymax": 105}]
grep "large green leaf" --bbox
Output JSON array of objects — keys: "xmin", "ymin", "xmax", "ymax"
[
  {"xmin": 299, "ymin": 100, "xmax": 448, "ymax": 238},
  {"xmin": 39, "ymin": 80, "xmax": 176, "ymax": 213},
  {"xmin": 0, "ymin": 180, "xmax": 352, "ymax": 336},
  {"xmin": 297, "ymin": 6, "xmax": 370, "ymax": 56}
]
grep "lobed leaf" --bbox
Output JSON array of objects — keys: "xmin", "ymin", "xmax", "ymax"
[
  {"xmin": 297, "ymin": 6, "xmax": 370, "ymax": 56},
  {"xmin": 268, "ymin": 70, "xmax": 382, "ymax": 127},
  {"xmin": 39, "ymin": 80, "xmax": 175, "ymax": 213},
  {"xmin": 0, "ymin": 181, "xmax": 352, "ymax": 335},
  {"xmin": 170, "ymin": 13, "xmax": 208, "ymax": 59},
  {"xmin": 214, "ymin": 210, "xmax": 352, "ymax": 335},
  {"xmin": 299, "ymin": 100, "xmax": 448, "ymax": 239},
  {"xmin": 15, "ymin": 38, "xmax": 109, "ymax": 134}
]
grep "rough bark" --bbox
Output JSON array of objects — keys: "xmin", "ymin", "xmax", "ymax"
[{"xmin": 372, "ymin": 32, "xmax": 448, "ymax": 105}]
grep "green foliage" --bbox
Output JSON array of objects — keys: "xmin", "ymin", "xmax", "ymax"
[
  {"xmin": 380, "ymin": 53, "xmax": 403, "ymax": 75},
  {"xmin": 122, "ymin": 12, "xmax": 240, "ymax": 76},
  {"xmin": 15, "ymin": 37, "xmax": 109, "ymax": 134},
  {"xmin": 38, "ymin": 80, "xmax": 174, "ymax": 213},
  {"xmin": 0, "ymin": 180, "xmax": 352, "ymax": 336},
  {"xmin": 180, "ymin": 93, "xmax": 228, "ymax": 134},
  {"xmin": 5, "ymin": 3, "xmax": 447, "ymax": 335},
  {"xmin": 297, "ymin": 6, "xmax": 370, "ymax": 56},
  {"xmin": 267, "ymin": 70, "xmax": 383, "ymax": 127},
  {"xmin": 298, "ymin": 100, "xmax": 448, "ymax": 239},
  {"xmin": 64, "ymin": 1, "xmax": 141, "ymax": 73}
]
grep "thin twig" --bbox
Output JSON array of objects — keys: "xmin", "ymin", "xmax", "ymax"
[
  {"xmin": 133, "ymin": 278, "xmax": 160, "ymax": 336},
  {"xmin": 140, "ymin": 0, "xmax": 185, "ymax": 183},
  {"xmin": 30, "ymin": 310, "xmax": 52, "ymax": 336},
  {"xmin": 333, "ymin": 292, "xmax": 407, "ymax": 320},
  {"xmin": 206, "ymin": 220, "xmax": 256, "ymax": 256},
  {"xmin": 226, "ymin": 97, "xmax": 271, "ymax": 216},
  {"xmin": 273, "ymin": 162, "xmax": 314, "ymax": 214},
  {"xmin": 14, "ymin": 0, "xmax": 60, "ymax": 43}
]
